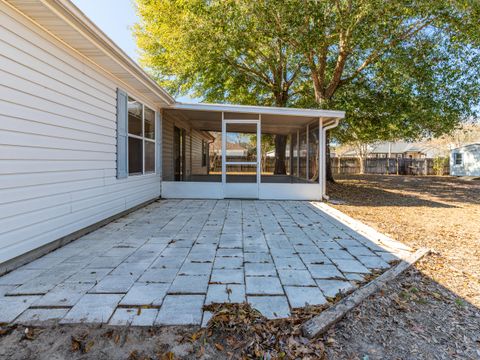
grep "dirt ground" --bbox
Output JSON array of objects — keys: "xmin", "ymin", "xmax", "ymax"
[
  {"xmin": 325, "ymin": 175, "xmax": 480, "ymax": 359},
  {"xmin": 0, "ymin": 175, "xmax": 479, "ymax": 359}
]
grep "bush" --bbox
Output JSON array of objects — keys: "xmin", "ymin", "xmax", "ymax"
[{"xmin": 432, "ymin": 156, "xmax": 449, "ymax": 176}]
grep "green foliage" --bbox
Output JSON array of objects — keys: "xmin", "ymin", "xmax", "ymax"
[
  {"xmin": 134, "ymin": 0, "xmax": 307, "ymax": 106},
  {"xmin": 134, "ymin": 0, "xmax": 480, "ymax": 146},
  {"xmin": 432, "ymin": 156, "xmax": 449, "ymax": 176}
]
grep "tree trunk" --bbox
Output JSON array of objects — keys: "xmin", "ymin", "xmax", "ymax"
[
  {"xmin": 357, "ymin": 155, "xmax": 365, "ymax": 174},
  {"xmin": 325, "ymin": 131, "xmax": 335, "ymax": 182},
  {"xmin": 274, "ymin": 135, "xmax": 287, "ymax": 175},
  {"xmin": 273, "ymin": 94, "xmax": 288, "ymax": 175}
]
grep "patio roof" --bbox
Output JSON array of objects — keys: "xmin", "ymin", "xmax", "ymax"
[{"xmin": 166, "ymin": 103, "xmax": 345, "ymax": 135}]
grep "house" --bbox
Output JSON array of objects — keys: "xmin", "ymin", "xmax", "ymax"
[
  {"xmin": 212, "ymin": 141, "xmax": 249, "ymax": 157},
  {"xmin": 339, "ymin": 141, "xmax": 443, "ymax": 159},
  {"xmin": 0, "ymin": 0, "xmax": 344, "ymax": 271},
  {"xmin": 450, "ymin": 143, "xmax": 480, "ymax": 176}
]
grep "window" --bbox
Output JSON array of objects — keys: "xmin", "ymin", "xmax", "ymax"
[
  {"xmin": 201, "ymin": 140, "xmax": 208, "ymax": 167},
  {"xmin": 454, "ymin": 153, "xmax": 463, "ymax": 165},
  {"xmin": 127, "ymin": 96, "xmax": 156, "ymax": 175}
]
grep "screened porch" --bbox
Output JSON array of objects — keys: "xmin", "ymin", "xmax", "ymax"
[{"xmin": 160, "ymin": 103, "xmax": 344, "ymax": 200}]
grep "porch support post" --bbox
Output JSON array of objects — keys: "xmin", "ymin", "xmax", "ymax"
[
  {"xmin": 289, "ymin": 133, "xmax": 293, "ymax": 175},
  {"xmin": 306, "ymin": 124, "xmax": 310, "ymax": 180},
  {"xmin": 318, "ymin": 118, "xmax": 323, "ymax": 199},
  {"xmin": 257, "ymin": 114, "xmax": 261, "ymax": 186},
  {"xmin": 221, "ymin": 112, "xmax": 226, "ymax": 187},
  {"xmin": 296, "ymin": 130, "xmax": 300, "ymax": 177}
]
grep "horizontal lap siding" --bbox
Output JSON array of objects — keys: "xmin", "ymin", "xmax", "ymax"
[
  {"xmin": 191, "ymin": 130, "xmax": 208, "ymax": 175},
  {"xmin": 162, "ymin": 114, "xmax": 211, "ymax": 181},
  {"xmin": 0, "ymin": 6, "xmax": 161, "ymax": 264},
  {"xmin": 162, "ymin": 116, "xmax": 174, "ymax": 181}
]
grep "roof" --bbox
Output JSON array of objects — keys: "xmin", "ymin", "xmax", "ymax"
[
  {"xmin": 226, "ymin": 142, "xmax": 247, "ymax": 151},
  {"xmin": 5, "ymin": 0, "xmax": 175, "ymax": 107},
  {"xmin": 341, "ymin": 141, "xmax": 445, "ymax": 157},
  {"xmin": 169, "ymin": 102, "xmax": 345, "ymax": 119},
  {"xmin": 451, "ymin": 143, "xmax": 480, "ymax": 151},
  {"xmin": 370, "ymin": 142, "xmax": 418, "ymax": 154},
  {"xmin": 6, "ymin": 0, "xmax": 345, "ymax": 124},
  {"xmin": 166, "ymin": 103, "xmax": 344, "ymax": 135}
]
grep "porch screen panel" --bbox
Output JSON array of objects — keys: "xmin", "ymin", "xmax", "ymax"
[
  {"xmin": 308, "ymin": 124, "xmax": 319, "ymax": 181},
  {"xmin": 291, "ymin": 133, "xmax": 298, "ymax": 177},
  {"xmin": 299, "ymin": 130, "xmax": 307, "ymax": 179},
  {"xmin": 285, "ymin": 135, "xmax": 292, "ymax": 176}
]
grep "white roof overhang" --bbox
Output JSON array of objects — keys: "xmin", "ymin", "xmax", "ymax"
[
  {"xmin": 5, "ymin": 0, "xmax": 346, "ymax": 130},
  {"xmin": 166, "ymin": 103, "xmax": 345, "ymax": 135},
  {"xmin": 5, "ymin": 0, "xmax": 175, "ymax": 107}
]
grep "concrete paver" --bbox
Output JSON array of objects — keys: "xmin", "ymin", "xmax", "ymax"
[
  {"xmin": 61, "ymin": 294, "xmax": 122, "ymax": 324},
  {"xmin": 248, "ymin": 296, "xmax": 291, "ymax": 319},
  {"xmin": 0, "ymin": 200, "xmax": 409, "ymax": 325},
  {"xmin": 120, "ymin": 283, "xmax": 169, "ymax": 306},
  {"xmin": 284, "ymin": 286, "xmax": 327, "ymax": 308},
  {"xmin": 168, "ymin": 275, "xmax": 209, "ymax": 294},
  {"xmin": 246, "ymin": 276, "xmax": 284, "ymax": 295},
  {"xmin": 109, "ymin": 308, "xmax": 158, "ymax": 326},
  {"xmin": 155, "ymin": 295, "xmax": 204, "ymax": 325}
]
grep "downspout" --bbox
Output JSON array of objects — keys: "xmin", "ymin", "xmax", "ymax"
[{"xmin": 322, "ymin": 118, "xmax": 340, "ymax": 200}]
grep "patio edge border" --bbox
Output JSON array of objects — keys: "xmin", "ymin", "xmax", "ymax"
[
  {"xmin": 312, "ymin": 202, "xmax": 413, "ymax": 257},
  {"xmin": 302, "ymin": 247, "xmax": 431, "ymax": 339}
]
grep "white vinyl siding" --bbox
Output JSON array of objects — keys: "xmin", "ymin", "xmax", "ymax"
[
  {"xmin": 450, "ymin": 144, "xmax": 480, "ymax": 177},
  {"xmin": 0, "ymin": 5, "xmax": 161, "ymax": 264}
]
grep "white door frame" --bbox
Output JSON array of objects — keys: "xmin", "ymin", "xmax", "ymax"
[{"xmin": 221, "ymin": 113, "xmax": 261, "ymax": 198}]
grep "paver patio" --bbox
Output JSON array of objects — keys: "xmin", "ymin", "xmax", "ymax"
[{"xmin": 0, "ymin": 200, "xmax": 412, "ymax": 326}]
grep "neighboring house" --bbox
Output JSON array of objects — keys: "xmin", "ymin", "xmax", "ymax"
[
  {"xmin": 340, "ymin": 141, "xmax": 444, "ymax": 159},
  {"xmin": 450, "ymin": 143, "xmax": 480, "ymax": 176},
  {"xmin": 0, "ymin": 0, "xmax": 344, "ymax": 271},
  {"xmin": 212, "ymin": 142, "xmax": 248, "ymax": 157}
]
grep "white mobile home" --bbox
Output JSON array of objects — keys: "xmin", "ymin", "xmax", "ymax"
[
  {"xmin": 0, "ymin": 0, "xmax": 344, "ymax": 272},
  {"xmin": 450, "ymin": 143, "xmax": 480, "ymax": 177}
]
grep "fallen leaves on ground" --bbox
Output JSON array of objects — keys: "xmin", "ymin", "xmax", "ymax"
[
  {"xmin": 71, "ymin": 332, "xmax": 94, "ymax": 353},
  {"xmin": 323, "ymin": 175, "xmax": 480, "ymax": 359},
  {"xmin": 188, "ymin": 302, "xmax": 328, "ymax": 359}
]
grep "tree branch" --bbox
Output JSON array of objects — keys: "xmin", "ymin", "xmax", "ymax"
[{"xmin": 339, "ymin": 17, "xmax": 434, "ymax": 86}]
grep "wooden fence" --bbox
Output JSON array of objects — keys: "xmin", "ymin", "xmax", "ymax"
[
  {"xmin": 209, "ymin": 156, "xmax": 450, "ymax": 176},
  {"xmin": 210, "ymin": 157, "xmax": 290, "ymax": 173},
  {"xmin": 331, "ymin": 157, "xmax": 450, "ymax": 176}
]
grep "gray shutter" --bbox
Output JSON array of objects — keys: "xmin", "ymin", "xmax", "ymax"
[
  {"xmin": 116, "ymin": 88, "xmax": 128, "ymax": 179},
  {"xmin": 155, "ymin": 111, "xmax": 162, "ymax": 176}
]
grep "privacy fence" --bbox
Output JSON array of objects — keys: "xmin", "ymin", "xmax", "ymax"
[{"xmin": 331, "ymin": 157, "xmax": 450, "ymax": 176}]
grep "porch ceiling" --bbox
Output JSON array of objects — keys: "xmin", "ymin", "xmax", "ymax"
[{"xmin": 165, "ymin": 103, "xmax": 345, "ymax": 135}]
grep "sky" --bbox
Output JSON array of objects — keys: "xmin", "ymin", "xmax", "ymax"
[{"xmin": 71, "ymin": 0, "xmax": 195, "ymax": 102}]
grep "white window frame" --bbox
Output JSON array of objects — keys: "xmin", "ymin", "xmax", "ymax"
[
  {"xmin": 454, "ymin": 152, "xmax": 463, "ymax": 165},
  {"xmin": 127, "ymin": 97, "xmax": 156, "ymax": 176}
]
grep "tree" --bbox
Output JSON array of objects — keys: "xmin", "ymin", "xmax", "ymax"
[
  {"xmin": 277, "ymin": 0, "xmax": 480, "ymax": 180},
  {"xmin": 134, "ymin": 0, "xmax": 309, "ymax": 174},
  {"xmin": 135, "ymin": 0, "xmax": 480, "ymax": 181}
]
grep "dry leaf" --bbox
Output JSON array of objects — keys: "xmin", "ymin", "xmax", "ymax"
[
  {"xmin": 71, "ymin": 336, "xmax": 82, "ymax": 352},
  {"xmin": 84, "ymin": 340, "xmax": 94, "ymax": 353},
  {"xmin": 160, "ymin": 351, "xmax": 175, "ymax": 360}
]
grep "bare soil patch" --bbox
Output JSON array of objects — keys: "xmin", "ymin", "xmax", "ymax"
[{"xmin": 324, "ymin": 175, "xmax": 480, "ymax": 359}]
